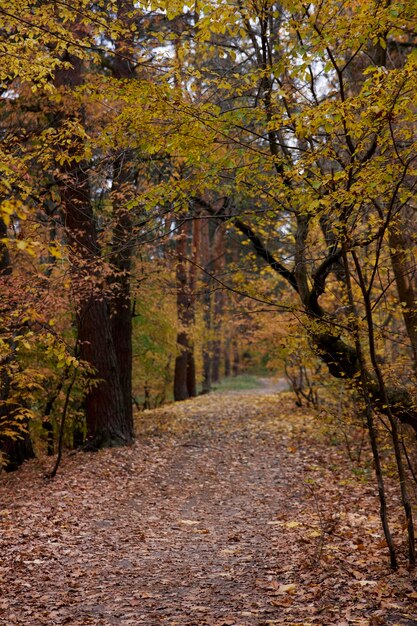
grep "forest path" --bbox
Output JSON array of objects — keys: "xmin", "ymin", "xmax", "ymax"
[
  {"xmin": 1, "ymin": 388, "xmax": 416, "ymax": 626},
  {"xmin": 213, "ymin": 377, "xmax": 289, "ymax": 396}
]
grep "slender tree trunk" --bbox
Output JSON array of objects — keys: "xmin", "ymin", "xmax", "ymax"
[
  {"xmin": 211, "ymin": 224, "xmax": 226, "ymax": 383},
  {"xmin": 174, "ymin": 218, "xmax": 195, "ymax": 401},
  {"xmin": 230, "ymin": 239, "xmax": 240, "ymax": 378},
  {"xmin": 352, "ymin": 249, "xmax": 415, "ymax": 567},
  {"xmin": 174, "ymin": 221, "xmax": 189, "ymax": 401},
  {"xmin": 201, "ymin": 216, "xmax": 212, "ymax": 393},
  {"xmin": 42, "ymin": 378, "xmax": 65, "ymax": 456},
  {"xmin": 108, "ymin": 152, "xmax": 135, "ymax": 445},
  {"xmin": 174, "ymin": 342, "xmax": 189, "ymax": 401},
  {"xmin": 186, "ymin": 215, "xmax": 201, "ymax": 398},
  {"xmin": 342, "ymin": 248, "xmax": 398, "ymax": 569},
  {"xmin": 232, "ymin": 339, "xmax": 240, "ymax": 376},
  {"xmin": 224, "ymin": 334, "xmax": 231, "ymax": 377}
]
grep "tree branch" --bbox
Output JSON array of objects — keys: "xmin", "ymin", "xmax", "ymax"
[{"xmin": 191, "ymin": 197, "xmax": 299, "ymax": 293}]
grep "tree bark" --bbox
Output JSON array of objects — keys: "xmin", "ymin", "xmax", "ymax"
[
  {"xmin": 174, "ymin": 220, "xmax": 189, "ymax": 401},
  {"xmin": 62, "ymin": 166, "xmax": 133, "ymax": 448},
  {"xmin": 104, "ymin": 0, "xmax": 137, "ymax": 442},
  {"xmin": 201, "ymin": 216, "xmax": 212, "ymax": 393},
  {"xmin": 55, "ymin": 52, "xmax": 133, "ymax": 449},
  {"xmin": 212, "ymin": 224, "xmax": 226, "ymax": 383},
  {"xmin": 232, "ymin": 338, "xmax": 240, "ymax": 376},
  {"xmin": 108, "ymin": 152, "xmax": 136, "ymax": 446},
  {"xmin": 186, "ymin": 216, "xmax": 200, "ymax": 398},
  {"xmin": 174, "ymin": 217, "xmax": 196, "ymax": 400},
  {"xmin": 224, "ymin": 335, "xmax": 231, "ymax": 377}
]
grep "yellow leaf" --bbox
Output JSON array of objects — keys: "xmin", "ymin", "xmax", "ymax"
[
  {"xmin": 278, "ymin": 583, "xmax": 296, "ymax": 594},
  {"xmin": 286, "ymin": 521, "xmax": 301, "ymax": 529}
]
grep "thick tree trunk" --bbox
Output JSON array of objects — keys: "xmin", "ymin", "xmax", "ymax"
[
  {"xmin": 79, "ymin": 297, "xmax": 132, "ymax": 448},
  {"xmin": 56, "ymin": 53, "xmax": 133, "ymax": 449},
  {"xmin": 62, "ymin": 167, "xmax": 132, "ymax": 448},
  {"xmin": 105, "ymin": 1, "xmax": 137, "ymax": 440},
  {"xmin": 186, "ymin": 347, "xmax": 197, "ymax": 397}
]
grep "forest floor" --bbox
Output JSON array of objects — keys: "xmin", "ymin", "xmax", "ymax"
[{"xmin": 1, "ymin": 382, "xmax": 417, "ymax": 626}]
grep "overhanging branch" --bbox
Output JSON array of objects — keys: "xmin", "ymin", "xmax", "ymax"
[{"xmin": 191, "ymin": 197, "xmax": 298, "ymax": 293}]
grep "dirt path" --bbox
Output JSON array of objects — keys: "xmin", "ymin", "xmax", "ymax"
[
  {"xmin": 213, "ymin": 378, "xmax": 289, "ymax": 396},
  {"xmin": 1, "ymin": 389, "xmax": 416, "ymax": 625}
]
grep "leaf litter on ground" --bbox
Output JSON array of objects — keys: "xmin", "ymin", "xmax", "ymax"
[{"xmin": 1, "ymin": 387, "xmax": 417, "ymax": 625}]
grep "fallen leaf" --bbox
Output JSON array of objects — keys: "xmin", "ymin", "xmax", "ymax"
[{"xmin": 278, "ymin": 583, "xmax": 297, "ymax": 594}]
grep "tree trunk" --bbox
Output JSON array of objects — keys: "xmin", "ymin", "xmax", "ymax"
[
  {"xmin": 186, "ymin": 216, "xmax": 201, "ymax": 398},
  {"xmin": 108, "ymin": 152, "xmax": 136, "ymax": 446},
  {"xmin": 201, "ymin": 216, "xmax": 212, "ymax": 393},
  {"xmin": 174, "ymin": 217, "xmax": 196, "ymax": 400},
  {"xmin": 104, "ymin": 0, "xmax": 137, "ymax": 442},
  {"xmin": 224, "ymin": 335, "xmax": 231, "ymax": 377},
  {"xmin": 174, "ymin": 221, "xmax": 189, "ymax": 401},
  {"xmin": 174, "ymin": 341, "xmax": 189, "ymax": 401},
  {"xmin": 62, "ymin": 167, "xmax": 133, "ymax": 448},
  {"xmin": 55, "ymin": 52, "xmax": 133, "ymax": 449},
  {"xmin": 232, "ymin": 339, "xmax": 240, "ymax": 376},
  {"xmin": 211, "ymin": 224, "xmax": 226, "ymax": 383}
]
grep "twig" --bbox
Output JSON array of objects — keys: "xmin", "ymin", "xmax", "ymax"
[{"xmin": 46, "ymin": 369, "xmax": 77, "ymax": 479}]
